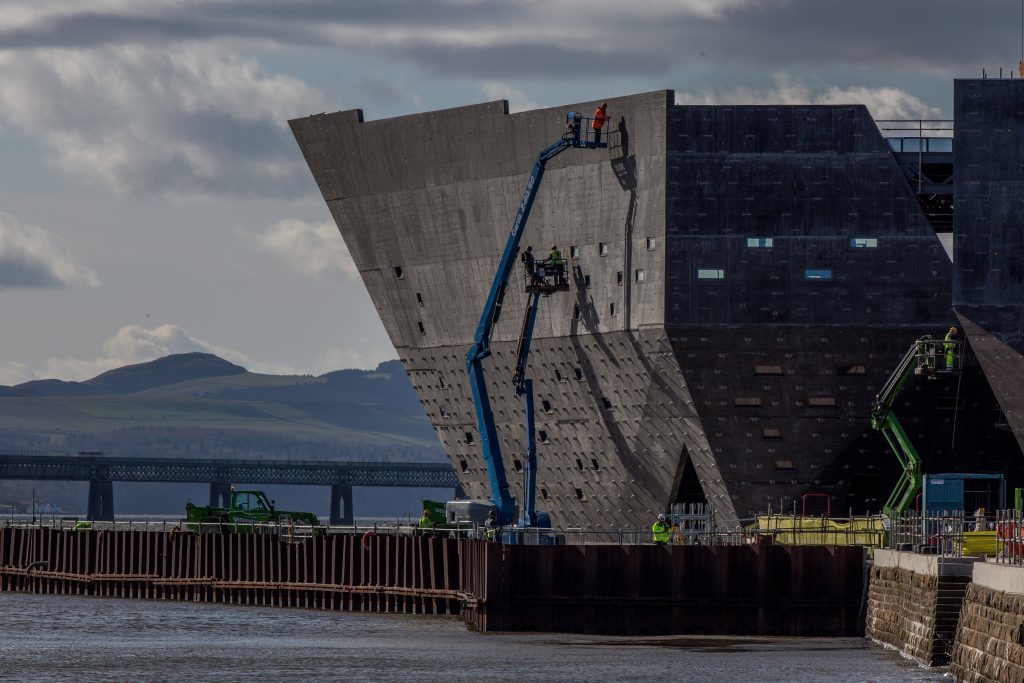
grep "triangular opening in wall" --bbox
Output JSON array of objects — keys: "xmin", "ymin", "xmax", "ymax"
[{"xmin": 668, "ymin": 445, "xmax": 707, "ymax": 509}]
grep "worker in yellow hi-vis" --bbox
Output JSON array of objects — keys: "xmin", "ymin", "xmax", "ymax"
[
  {"xmin": 944, "ymin": 326, "xmax": 959, "ymax": 370},
  {"xmin": 651, "ymin": 514, "xmax": 670, "ymax": 545}
]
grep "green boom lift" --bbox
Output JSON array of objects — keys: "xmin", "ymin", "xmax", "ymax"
[{"xmin": 870, "ymin": 334, "xmax": 961, "ymax": 515}]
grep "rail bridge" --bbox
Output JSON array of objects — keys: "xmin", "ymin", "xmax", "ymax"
[{"xmin": 0, "ymin": 452, "xmax": 461, "ymax": 523}]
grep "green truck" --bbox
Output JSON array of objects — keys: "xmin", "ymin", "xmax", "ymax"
[{"xmin": 185, "ymin": 489, "xmax": 320, "ymax": 533}]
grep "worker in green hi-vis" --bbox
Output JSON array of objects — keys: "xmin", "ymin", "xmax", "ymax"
[
  {"xmin": 547, "ymin": 245, "xmax": 564, "ymax": 285},
  {"xmin": 651, "ymin": 514, "xmax": 670, "ymax": 545},
  {"xmin": 418, "ymin": 509, "xmax": 434, "ymax": 530},
  {"xmin": 944, "ymin": 326, "xmax": 959, "ymax": 370}
]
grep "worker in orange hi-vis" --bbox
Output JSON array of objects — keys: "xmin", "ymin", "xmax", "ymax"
[{"xmin": 592, "ymin": 101, "xmax": 610, "ymax": 144}]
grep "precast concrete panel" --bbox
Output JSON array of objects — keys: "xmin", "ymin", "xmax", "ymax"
[{"xmin": 954, "ymin": 79, "xmax": 1024, "ymax": 451}]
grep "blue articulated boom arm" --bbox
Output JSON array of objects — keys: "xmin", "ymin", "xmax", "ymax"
[{"xmin": 465, "ymin": 113, "xmax": 599, "ymax": 525}]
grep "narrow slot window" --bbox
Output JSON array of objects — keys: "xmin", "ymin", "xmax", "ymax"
[
  {"xmin": 775, "ymin": 460, "xmax": 794, "ymax": 470},
  {"xmin": 746, "ymin": 238, "xmax": 774, "ymax": 248},
  {"xmin": 538, "ymin": 429, "xmax": 550, "ymax": 444},
  {"xmin": 541, "ymin": 488, "xmax": 549, "ymax": 500},
  {"xmin": 574, "ymin": 488, "xmax": 585, "ymax": 500},
  {"xmin": 541, "ymin": 399, "xmax": 552, "ymax": 413},
  {"xmin": 575, "ymin": 458, "xmax": 584, "ymax": 470},
  {"xmin": 394, "ymin": 266, "xmax": 404, "ymax": 279},
  {"xmin": 734, "ymin": 397, "xmax": 763, "ymax": 407},
  {"xmin": 513, "ymin": 459, "xmax": 523, "ymax": 472},
  {"xmin": 459, "ymin": 459, "xmax": 469, "ymax": 472},
  {"xmin": 617, "ymin": 271, "xmax": 623, "ymax": 285},
  {"xmin": 573, "ymin": 304, "xmax": 581, "ymax": 320},
  {"xmin": 754, "ymin": 365, "xmax": 783, "ymax": 376},
  {"xmin": 415, "ymin": 292, "xmax": 424, "ymax": 306},
  {"xmin": 609, "ymin": 302, "xmax": 616, "ymax": 316},
  {"xmin": 584, "ymin": 274, "xmax": 591, "ymax": 287},
  {"xmin": 601, "ymin": 397, "xmax": 612, "ymax": 409},
  {"xmin": 646, "ymin": 237, "xmax": 656, "ymax": 250},
  {"xmin": 697, "ymin": 269, "xmax": 725, "ymax": 280},
  {"xmin": 574, "ymin": 368, "xmax": 583, "ymax": 381},
  {"xmin": 555, "ymin": 369, "xmax": 566, "ymax": 382},
  {"xmin": 635, "ymin": 269, "xmax": 645, "ymax": 283},
  {"xmin": 417, "ymin": 321, "xmax": 426, "ymax": 335},
  {"xmin": 570, "ymin": 245, "xmax": 580, "ymax": 258},
  {"xmin": 850, "ymin": 238, "xmax": 878, "ymax": 248},
  {"xmin": 805, "ymin": 268, "xmax": 832, "ymax": 281},
  {"xmin": 464, "ymin": 432, "xmax": 474, "ymax": 445},
  {"xmin": 599, "ymin": 242, "xmax": 609, "ymax": 256},
  {"xmin": 591, "ymin": 458, "xmax": 600, "ymax": 470}
]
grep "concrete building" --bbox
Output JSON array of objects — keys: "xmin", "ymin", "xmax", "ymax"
[{"xmin": 291, "ymin": 88, "xmax": 1020, "ymax": 529}]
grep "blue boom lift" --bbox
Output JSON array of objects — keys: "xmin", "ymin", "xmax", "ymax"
[{"xmin": 465, "ymin": 111, "xmax": 606, "ymax": 527}]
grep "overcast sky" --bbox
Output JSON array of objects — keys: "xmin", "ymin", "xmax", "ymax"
[{"xmin": 0, "ymin": 0, "xmax": 1015, "ymax": 384}]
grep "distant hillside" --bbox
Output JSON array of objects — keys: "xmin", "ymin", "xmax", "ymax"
[
  {"xmin": 0, "ymin": 353, "xmax": 441, "ymax": 459},
  {"xmin": 84, "ymin": 352, "xmax": 247, "ymax": 394}
]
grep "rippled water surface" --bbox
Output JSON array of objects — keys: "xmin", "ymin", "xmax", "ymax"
[{"xmin": 0, "ymin": 593, "xmax": 947, "ymax": 682}]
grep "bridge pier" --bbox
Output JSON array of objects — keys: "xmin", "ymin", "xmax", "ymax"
[
  {"xmin": 87, "ymin": 480, "xmax": 114, "ymax": 521},
  {"xmin": 330, "ymin": 484, "xmax": 354, "ymax": 526},
  {"xmin": 209, "ymin": 482, "xmax": 231, "ymax": 508}
]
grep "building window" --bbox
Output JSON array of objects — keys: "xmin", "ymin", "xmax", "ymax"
[
  {"xmin": 574, "ymin": 368, "xmax": 584, "ymax": 381},
  {"xmin": 609, "ymin": 302, "xmax": 616, "ymax": 316},
  {"xmin": 574, "ymin": 488, "xmax": 585, "ymax": 500},
  {"xmin": 575, "ymin": 458, "xmax": 584, "ymax": 470},
  {"xmin": 394, "ymin": 266, "xmax": 404, "ymax": 279},
  {"xmin": 513, "ymin": 459, "xmax": 522, "ymax": 472},
  {"xmin": 541, "ymin": 399, "xmax": 552, "ymax": 413},
  {"xmin": 762, "ymin": 428, "xmax": 782, "ymax": 439},
  {"xmin": 755, "ymin": 365, "xmax": 783, "ymax": 375},
  {"xmin": 584, "ymin": 274, "xmax": 591, "ymax": 287},
  {"xmin": 774, "ymin": 460, "xmax": 794, "ymax": 470},
  {"xmin": 734, "ymin": 397, "xmax": 763, "ymax": 407},
  {"xmin": 635, "ymin": 269, "xmax": 645, "ymax": 283},
  {"xmin": 538, "ymin": 429, "xmax": 550, "ymax": 444},
  {"xmin": 570, "ymin": 245, "xmax": 580, "ymax": 258},
  {"xmin": 573, "ymin": 304, "xmax": 581, "ymax": 320},
  {"xmin": 591, "ymin": 458, "xmax": 600, "ymax": 470},
  {"xmin": 850, "ymin": 237, "xmax": 878, "ymax": 248},
  {"xmin": 697, "ymin": 269, "xmax": 725, "ymax": 280},
  {"xmin": 417, "ymin": 321, "xmax": 426, "ymax": 335},
  {"xmin": 746, "ymin": 237, "xmax": 774, "ymax": 248},
  {"xmin": 599, "ymin": 242, "xmax": 609, "ymax": 256},
  {"xmin": 416, "ymin": 292, "xmax": 424, "ymax": 306},
  {"xmin": 646, "ymin": 237, "xmax": 656, "ymax": 250},
  {"xmin": 459, "ymin": 459, "xmax": 469, "ymax": 472},
  {"xmin": 555, "ymin": 368, "xmax": 566, "ymax": 382},
  {"xmin": 541, "ymin": 488, "xmax": 549, "ymax": 500},
  {"xmin": 617, "ymin": 271, "xmax": 623, "ymax": 285},
  {"xmin": 805, "ymin": 268, "xmax": 832, "ymax": 281}
]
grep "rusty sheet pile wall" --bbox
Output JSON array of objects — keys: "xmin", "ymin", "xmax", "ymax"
[
  {"xmin": 0, "ymin": 528, "xmax": 864, "ymax": 636},
  {"xmin": 0, "ymin": 527, "xmax": 463, "ymax": 615},
  {"xmin": 464, "ymin": 542, "xmax": 865, "ymax": 635}
]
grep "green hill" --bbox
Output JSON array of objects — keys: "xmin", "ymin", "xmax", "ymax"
[{"xmin": 0, "ymin": 354, "xmax": 442, "ymax": 460}]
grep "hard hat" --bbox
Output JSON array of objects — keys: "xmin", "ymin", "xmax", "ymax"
[
  {"xmin": 658, "ymin": 513, "xmax": 666, "ymax": 522},
  {"xmin": 526, "ymin": 245, "xmax": 532, "ymax": 250},
  {"xmin": 950, "ymin": 326, "xmax": 958, "ymax": 333},
  {"xmin": 551, "ymin": 245, "xmax": 557, "ymax": 250},
  {"xmin": 600, "ymin": 101, "xmax": 608, "ymax": 108},
  {"xmin": 423, "ymin": 509, "xmax": 430, "ymax": 516}
]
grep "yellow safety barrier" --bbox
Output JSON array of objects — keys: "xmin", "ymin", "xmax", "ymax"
[
  {"xmin": 754, "ymin": 515, "xmax": 887, "ymax": 547},
  {"xmin": 961, "ymin": 531, "xmax": 999, "ymax": 557}
]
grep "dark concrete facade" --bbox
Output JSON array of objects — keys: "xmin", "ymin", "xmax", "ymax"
[
  {"xmin": 954, "ymin": 79, "xmax": 1024, "ymax": 452},
  {"xmin": 291, "ymin": 90, "xmax": 1020, "ymax": 528}
]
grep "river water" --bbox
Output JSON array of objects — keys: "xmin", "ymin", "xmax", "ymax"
[{"xmin": 0, "ymin": 593, "xmax": 946, "ymax": 682}]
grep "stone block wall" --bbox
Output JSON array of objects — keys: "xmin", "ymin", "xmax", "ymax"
[
  {"xmin": 866, "ymin": 563, "xmax": 969, "ymax": 665},
  {"xmin": 951, "ymin": 582, "xmax": 1024, "ymax": 683}
]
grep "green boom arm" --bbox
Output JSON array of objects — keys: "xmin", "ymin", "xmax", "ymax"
[{"xmin": 871, "ymin": 337, "xmax": 929, "ymax": 516}]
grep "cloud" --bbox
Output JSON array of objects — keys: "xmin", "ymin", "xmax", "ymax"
[
  {"xmin": 0, "ymin": 0, "xmax": 1011, "ymax": 77},
  {"xmin": 254, "ymin": 218, "xmax": 358, "ymax": 279},
  {"xmin": 0, "ymin": 45, "xmax": 327, "ymax": 197},
  {"xmin": 481, "ymin": 81, "xmax": 538, "ymax": 113},
  {"xmin": 0, "ymin": 211, "xmax": 99, "ymax": 289},
  {"xmin": 676, "ymin": 76, "xmax": 943, "ymax": 120},
  {"xmin": 29, "ymin": 323, "xmax": 253, "ymax": 382}
]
